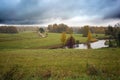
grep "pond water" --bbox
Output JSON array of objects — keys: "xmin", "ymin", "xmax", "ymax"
[{"xmin": 75, "ymin": 40, "xmax": 108, "ymax": 49}]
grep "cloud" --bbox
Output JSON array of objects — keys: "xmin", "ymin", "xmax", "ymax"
[
  {"xmin": 0, "ymin": 0, "xmax": 120, "ymax": 26},
  {"xmin": 101, "ymin": 0, "xmax": 120, "ymax": 19}
]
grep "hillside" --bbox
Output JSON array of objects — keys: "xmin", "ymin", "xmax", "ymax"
[
  {"xmin": 0, "ymin": 49, "xmax": 120, "ymax": 80},
  {"xmin": 0, "ymin": 32, "xmax": 120, "ymax": 80}
]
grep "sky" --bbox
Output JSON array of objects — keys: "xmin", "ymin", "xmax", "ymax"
[{"xmin": 0, "ymin": 0, "xmax": 120, "ymax": 26}]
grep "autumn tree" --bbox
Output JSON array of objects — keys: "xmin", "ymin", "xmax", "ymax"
[
  {"xmin": 77, "ymin": 26, "xmax": 106, "ymax": 34},
  {"xmin": 58, "ymin": 23, "xmax": 68, "ymax": 33},
  {"xmin": 77, "ymin": 27, "xmax": 84, "ymax": 34},
  {"xmin": 90, "ymin": 26, "xmax": 106, "ymax": 34},
  {"xmin": 53, "ymin": 24, "xmax": 58, "ymax": 32},
  {"xmin": 48, "ymin": 24, "xmax": 53, "ymax": 32},
  {"xmin": 67, "ymin": 27, "xmax": 73, "ymax": 34},
  {"xmin": 87, "ymin": 29, "xmax": 92, "ymax": 49},
  {"xmin": 47, "ymin": 23, "xmax": 73, "ymax": 33},
  {"xmin": 82, "ymin": 25, "xmax": 90, "ymax": 37},
  {"xmin": 66, "ymin": 35, "xmax": 75, "ymax": 48},
  {"xmin": 87, "ymin": 30, "xmax": 92, "ymax": 42},
  {"xmin": 61, "ymin": 32, "xmax": 66, "ymax": 45}
]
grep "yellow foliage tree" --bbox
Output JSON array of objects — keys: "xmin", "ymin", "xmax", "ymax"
[
  {"xmin": 87, "ymin": 30, "xmax": 92, "ymax": 42},
  {"xmin": 61, "ymin": 32, "xmax": 67, "ymax": 45},
  {"xmin": 87, "ymin": 30, "xmax": 92, "ymax": 49}
]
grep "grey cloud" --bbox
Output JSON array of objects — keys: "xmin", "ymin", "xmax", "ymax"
[{"xmin": 0, "ymin": 0, "xmax": 120, "ymax": 25}]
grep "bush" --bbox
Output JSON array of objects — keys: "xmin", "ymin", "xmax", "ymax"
[
  {"xmin": 39, "ymin": 28, "xmax": 45, "ymax": 33},
  {"xmin": 66, "ymin": 35, "xmax": 75, "ymax": 48}
]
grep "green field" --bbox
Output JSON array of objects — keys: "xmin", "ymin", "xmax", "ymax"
[
  {"xmin": 0, "ymin": 32, "xmax": 105, "ymax": 49},
  {"xmin": 0, "ymin": 32, "xmax": 120, "ymax": 80},
  {"xmin": 0, "ymin": 32, "xmax": 87, "ymax": 49},
  {"xmin": 0, "ymin": 49, "xmax": 120, "ymax": 80}
]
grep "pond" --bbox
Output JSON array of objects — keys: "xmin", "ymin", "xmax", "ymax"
[{"xmin": 75, "ymin": 40, "xmax": 108, "ymax": 49}]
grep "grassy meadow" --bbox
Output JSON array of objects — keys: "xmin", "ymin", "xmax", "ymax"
[
  {"xmin": 0, "ymin": 32, "xmax": 120, "ymax": 80},
  {"xmin": 0, "ymin": 32, "xmax": 88, "ymax": 49}
]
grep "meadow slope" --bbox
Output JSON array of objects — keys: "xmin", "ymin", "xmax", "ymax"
[
  {"xmin": 0, "ymin": 32, "xmax": 105, "ymax": 49},
  {"xmin": 0, "ymin": 32, "xmax": 87, "ymax": 49},
  {"xmin": 0, "ymin": 49, "xmax": 120, "ymax": 80},
  {"xmin": 0, "ymin": 32, "xmax": 119, "ymax": 80}
]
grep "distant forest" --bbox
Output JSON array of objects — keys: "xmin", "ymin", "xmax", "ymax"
[
  {"xmin": 0, "ymin": 23, "xmax": 120, "ymax": 34},
  {"xmin": 0, "ymin": 26, "xmax": 38, "ymax": 33}
]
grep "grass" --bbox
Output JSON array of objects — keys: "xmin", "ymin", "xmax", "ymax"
[
  {"xmin": 92, "ymin": 34, "xmax": 109, "ymax": 39},
  {"xmin": 0, "ymin": 32, "xmax": 119, "ymax": 80},
  {"xmin": 0, "ymin": 32, "xmax": 59, "ymax": 49},
  {"xmin": 0, "ymin": 32, "xmax": 88, "ymax": 49},
  {"xmin": 0, "ymin": 32, "xmax": 106, "ymax": 49},
  {"xmin": 0, "ymin": 49, "xmax": 120, "ymax": 80}
]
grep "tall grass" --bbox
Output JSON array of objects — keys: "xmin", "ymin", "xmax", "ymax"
[{"xmin": 0, "ymin": 49, "xmax": 120, "ymax": 79}]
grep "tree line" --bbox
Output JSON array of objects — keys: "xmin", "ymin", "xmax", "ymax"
[
  {"xmin": 0, "ymin": 26, "xmax": 39, "ymax": 33},
  {"xmin": 47, "ymin": 23, "xmax": 73, "ymax": 34},
  {"xmin": 0, "ymin": 26, "xmax": 18, "ymax": 33},
  {"xmin": 76, "ymin": 26, "xmax": 106, "ymax": 34},
  {"xmin": 47, "ymin": 24, "xmax": 106, "ymax": 34},
  {"xmin": 0, "ymin": 24, "xmax": 107, "ymax": 34},
  {"xmin": 17, "ymin": 27, "xmax": 38, "ymax": 32},
  {"xmin": 105, "ymin": 23, "xmax": 120, "ymax": 47}
]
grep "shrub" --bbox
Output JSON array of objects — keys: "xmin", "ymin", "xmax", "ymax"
[{"xmin": 66, "ymin": 35, "xmax": 75, "ymax": 48}]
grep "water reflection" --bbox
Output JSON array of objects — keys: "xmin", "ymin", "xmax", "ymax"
[{"xmin": 75, "ymin": 40, "xmax": 108, "ymax": 49}]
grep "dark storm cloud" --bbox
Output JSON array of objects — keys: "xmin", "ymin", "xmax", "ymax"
[
  {"xmin": 104, "ymin": 1, "xmax": 120, "ymax": 19},
  {"xmin": 105, "ymin": 11, "xmax": 120, "ymax": 19},
  {"xmin": 0, "ymin": 0, "xmax": 120, "ymax": 25}
]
